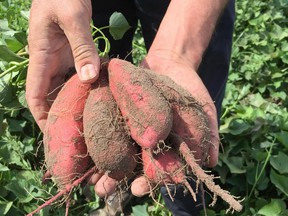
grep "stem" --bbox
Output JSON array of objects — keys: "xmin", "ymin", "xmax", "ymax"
[
  {"xmin": 247, "ymin": 141, "xmax": 274, "ymax": 200},
  {"xmin": 93, "ymin": 36, "xmax": 110, "ymax": 57},
  {"xmin": 91, "ymin": 25, "xmax": 111, "ymax": 56},
  {"xmin": 132, "ymin": 42, "xmax": 147, "ymax": 52},
  {"xmin": 0, "ymin": 59, "xmax": 29, "ymax": 79},
  {"xmin": 97, "ymin": 26, "xmax": 110, "ymax": 31},
  {"xmin": 154, "ymin": 193, "xmax": 162, "ymax": 212}
]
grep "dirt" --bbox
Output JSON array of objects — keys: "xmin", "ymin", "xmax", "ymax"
[{"xmin": 83, "ymin": 73, "xmax": 138, "ymax": 180}]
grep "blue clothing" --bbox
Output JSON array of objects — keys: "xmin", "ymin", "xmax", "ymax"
[{"xmin": 92, "ymin": 0, "xmax": 235, "ymax": 215}]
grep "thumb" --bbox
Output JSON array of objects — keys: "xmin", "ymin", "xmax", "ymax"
[{"xmin": 63, "ymin": 14, "xmax": 100, "ymax": 83}]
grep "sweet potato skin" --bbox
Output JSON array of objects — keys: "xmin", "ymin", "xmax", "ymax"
[
  {"xmin": 108, "ymin": 58, "xmax": 173, "ymax": 149},
  {"xmin": 150, "ymin": 73, "xmax": 211, "ymax": 163},
  {"xmin": 142, "ymin": 149, "xmax": 185, "ymax": 185},
  {"xmin": 43, "ymin": 74, "xmax": 91, "ymax": 189},
  {"xmin": 83, "ymin": 69, "xmax": 138, "ymax": 180}
]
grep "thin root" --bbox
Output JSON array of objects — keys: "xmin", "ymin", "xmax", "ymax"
[
  {"xmin": 173, "ymin": 136, "xmax": 243, "ymax": 212},
  {"xmin": 27, "ymin": 166, "xmax": 97, "ymax": 216}
]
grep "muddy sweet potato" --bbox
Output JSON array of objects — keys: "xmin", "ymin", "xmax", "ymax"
[
  {"xmin": 108, "ymin": 58, "xmax": 173, "ymax": 150},
  {"xmin": 83, "ymin": 67, "xmax": 138, "ymax": 181}
]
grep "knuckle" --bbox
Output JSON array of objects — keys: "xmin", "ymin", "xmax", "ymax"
[{"xmin": 72, "ymin": 43, "xmax": 96, "ymax": 62}]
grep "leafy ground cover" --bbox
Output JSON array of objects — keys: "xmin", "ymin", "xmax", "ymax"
[{"xmin": 0, "ymin": 0, "xmax": 287, "ymax": 215}]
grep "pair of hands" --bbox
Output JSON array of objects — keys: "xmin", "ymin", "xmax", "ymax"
[{"xmin": 26, "ymin": 0, "xmax": 220, "ymax": 198}]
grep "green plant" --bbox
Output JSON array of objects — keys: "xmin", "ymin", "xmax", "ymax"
[{"xmin": 203, "ymin": 0, "xmax": 288, "ymax": 215}]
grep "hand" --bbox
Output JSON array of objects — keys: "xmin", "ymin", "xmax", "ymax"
[
  {"xmin": 26, "ymin": 0, "xmax": 113, "ymax": 198},
  {"xmin": 26, "ymin": 0, "xmax": 100, "ymax": 132},
  {"xmin": 130, "ymin": 51, "xmax": 220, "ymax": 196}
]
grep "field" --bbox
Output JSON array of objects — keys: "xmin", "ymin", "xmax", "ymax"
[{"xmin": 0, "ymin": 0, "xmax": 287, "ymax": 215}]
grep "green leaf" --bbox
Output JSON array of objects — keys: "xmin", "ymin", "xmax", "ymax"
[
  {"xmin": 0, "ymin": 144, "xmax": 25, "ymax": 168},
  {"xmin": 109, "ymin": 12, "xmax": 131, "ymax": 40},
  {"xmin": 4, "ymin": 171, "xmax": 39, "ymax": 204},
  {"xmin": 0, "ymin": 78, "xmax": 14, "ymax": 106},
  {"xmin": 0, "ymin": 163, "xmax": 9, "ymax": 171},
  {"xmin": 20, "ymin": 10, "xmax": 30, "ymax": 20},
  {"xmin": 247, "ymin": 166, "xmax": 269, "ymax": 190},
  {"xmin": 258, "ymin": 199, "xmax": 286, "ymax": 216},
  {"xmin": 270, "ymin": 169, "xmax": 288, "ymax": 196},
  {"xmin": 275, "ymin": 131, "xmax": 288, "ymax": 148},
  {"xmin": 281, "ymin": 52, "xmax": 288, "ymax": 64},
  {"xmin": 270, "ymin": 152, "xmax": 288, "ymax": 174},
  {"xmin": 132, "ymin": 203, "xmax": 149, "ymax": 216},
  {"xmin": 7, "ymin": 118, "xmax": 26, "ymax": 133},
  {"xmin": 5, "ymin": 38, "xmax": 23, "ymax": 52},
  {"xmin": 222, "ymin": 156, "xmax": 246, "ymax": 174},
  {"xmin": 0, "ymin": 20, "xmax": 17, "ymax": 36},
  {"xmin": 0, "ymin": 45, "xmax": 25, "ymax": 63},
  {"xmin": 5, "ymin": 180, "xmax": 33, "ymax": 203},
  {"xmin": 0, "ymin": 109, "xmax": 4, "ymax": 135},
  {"xmin": 18, "ymin": 90, "xmax": 28, "ymax": 108},
  {"xmin": 0, "ymin": 201, "xmax": 13, "ymax": 215},
  {"xmin": 248, "ymin": 93, "xmax": 266, "ymax": 108},
  {"xmin": 228, "ymin": 118, "xmax": 251, "ymax": 135}
]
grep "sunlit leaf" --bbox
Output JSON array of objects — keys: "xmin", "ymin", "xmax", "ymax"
[
  {"xmin": 0, "ymin": 45, "xmax": 25, "ymax": 63},
  {"xmin": 109, "ymin": 12, "xmax": 131, "ymax": 40},
  {"xmin": 258, "ymin": 199, "xmax": 286, "ymax": 216},
  {"xmin": 0, "ymin": 201, "xmax": 13, "ymax": 215},
  {"xmin": 0, "ymin": 163, "xmax": 9, "ymax": 171},
  {"xmin": 132, "ymin": 203, "xmax": 149, "ymax": 216}
]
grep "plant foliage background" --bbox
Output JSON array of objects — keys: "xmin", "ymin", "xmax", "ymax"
[{"xmin": 0, "ymin": 0, "xmax": 287, "ymax": 215}]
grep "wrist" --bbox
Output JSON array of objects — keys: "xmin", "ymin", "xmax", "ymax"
[{"xmin": 149, "ymin": 0, "xmax": 228, "ymax": 71}]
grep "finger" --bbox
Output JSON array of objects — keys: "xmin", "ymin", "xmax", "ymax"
[
  {"xmin": 57, "ymin": 1, "xmax": 100, "ymax": 83},
  {"xmin": 27, "ymin": 2, "xmax": 73, "ymax": 131},
  {"xmin": 87, "ymin": 173, "xmax": 102, "ymax": 185},
  {"xmin": 131, "ymin": 176, "xmax": 151, "ymax": 197},
  {"xmin": 26, "ymin": 64, "xmax": 51, "ymax": 132},
  {"xmin": 94, "ymin": 175, "xmax": 117, "ymax": 198},
  {"xmin": 202, "ymin": 103, "xmax": 220, "ymax": 168}
]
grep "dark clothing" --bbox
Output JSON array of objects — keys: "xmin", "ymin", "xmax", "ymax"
[{"xmin": 91, "ymin": 0, "xmax": 235, "ymax": 215}]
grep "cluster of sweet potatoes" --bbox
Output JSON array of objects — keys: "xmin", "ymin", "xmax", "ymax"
[{"xmin": 28, "ymin": 59, "xmax": 242, "ymax": 215}]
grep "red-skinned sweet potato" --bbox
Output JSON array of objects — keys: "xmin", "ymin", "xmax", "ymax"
[
  {"xmin": 142, "ymin": 148, "xmax": 197, "ymax": 201},
  {"xmin": 108, "ymin": 58, "xmax": 173, "ymax": 150},
  {"xmin": 43, "ymin": 73, "xmax": 91, "ymax": 189}
]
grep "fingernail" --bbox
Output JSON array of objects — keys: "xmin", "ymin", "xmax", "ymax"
[{"xmin": 80, "ymin": 64, "xmax": 97, "ymax": 81}]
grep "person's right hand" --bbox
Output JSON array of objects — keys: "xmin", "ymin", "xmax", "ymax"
[{"xmin": 26, "ymin": 0, "xmax": 100, "ymax": 132}]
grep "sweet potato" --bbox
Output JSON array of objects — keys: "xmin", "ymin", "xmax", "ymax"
[
  {"xmin": 83, "ymin": 67, "xmax": 138, "ymax": 180},
  {"xmin": 149, "ymin": 73, "xmax": 211, "ymax": 164},
  {"xmin": 43, "ymin": 73, "xmax": 91, "ymax": 189},
  {"xmin": 108, "ymin": 58, "xmax": 173, "ymax": 150},
  {"xmin": 142, "ymin": 149, "xmax": 197, "ymax": 201}
]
